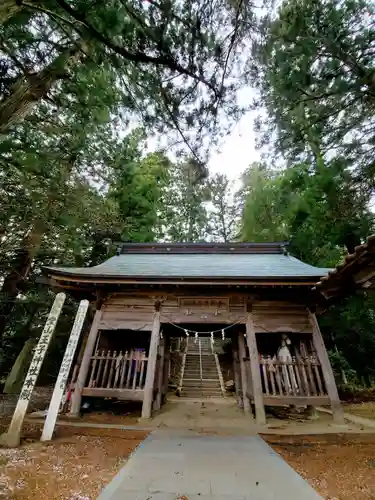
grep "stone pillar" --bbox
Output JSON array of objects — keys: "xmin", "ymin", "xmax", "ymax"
[
  {"xmin": 308, "ymin": 310, "xmax": 344, "ymax": 424},
  {"xmin": 245, "ymin": 312, "xmax": 266, "ymax": 425},
  {"xmin": 69, "ymin": 308, "xmax": 102, "ymax": 416},
  {"xmin": 0, "ymin": 293, "xmax": 66, "ymax": 447},
  {"xmin": 238, "ymin": 332, "xmax": 252, "ymax": 416},
  {"xmin": 4, "ymin": 338, "xmax": 37, "ymax": 394},
  {"xmin": 41, "ymin": 300, "xmax": 89, "ymax": 441},
  {"xmin": 141, "ymin": 303, "xmax": 161, "ymax": 419}
]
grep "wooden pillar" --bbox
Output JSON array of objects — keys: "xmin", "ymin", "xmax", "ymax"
[
  {"xmin": 232, "ymin": 338, "xmax": 241, "ymax": 404},
  {"xmin": 69, "ymin": 309, "xmax": 102, "ymax": 416},
  {"xmin": 41, "ymin": 300, "xmax": 89, "ymax": 441},
  {"xmin": 0, "ymin": 293, "xmax": 66, "ymax": 447},
  {"xmin": 154, "ymin": 337, "xmax": 165, "ymax": 411},
  {"xmin": 308, "ymin": 310, "xmax": 345, "ymax": 424},
  {"xmin": 141, "ymin": 304, "xmax": 161, "ymax": 419},
  {"xmin": 245, "ymin": 312, "xmax": 266, "ymax": 425},
  {"xmin": 238, "ymin": 332, "xmax": 252, "ymax": 416},
  {"xmin": 162, "ymin": 336, "xmax": 170, "ymax": 400}
]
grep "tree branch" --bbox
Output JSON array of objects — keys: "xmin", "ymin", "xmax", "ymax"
[{"xmin": 54, "ymin": 0, "xmax": 219, "ymax": 95}]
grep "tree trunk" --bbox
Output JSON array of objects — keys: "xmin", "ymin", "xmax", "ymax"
[
  {"xmin": 0, "ymin": 219, "xmax": 45, "ymax": 342},
  {"xmin": 0, "ymin": 145, "xmax": 78, "ymax": 341},
  {"xmin": 0, "ymin": 43, "xmax": 85, "ymax": 133}
]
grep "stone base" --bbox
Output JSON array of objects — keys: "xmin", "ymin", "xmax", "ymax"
[
  {"xmin": 305, "ymin": 405, "xmax": 319, "ymax": 420},
  {"xmin": 0, "ymin": 431, "xmax": 21, "ymax": 448},
  {"xmin": 66, "ymin": 412, "xmax": 81, "ymax": 419}
]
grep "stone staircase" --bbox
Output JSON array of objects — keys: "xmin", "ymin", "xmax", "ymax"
[{"xmin": 181, "ymin": 337, "xmax": 224, "ymax": 399}]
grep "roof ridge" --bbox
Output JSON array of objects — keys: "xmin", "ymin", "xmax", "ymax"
[{"xmin": 116, "ymin": 242, "xmax": 289, "ymax": 255}]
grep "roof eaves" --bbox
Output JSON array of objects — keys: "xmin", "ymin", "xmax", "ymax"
[{"xmin": 47, "ymin": 271, "xmax": 323, "ymax": 283}]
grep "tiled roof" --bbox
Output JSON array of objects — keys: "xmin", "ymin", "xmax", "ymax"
[
  {"xmin": 315, "ymin": 235, "xmax": 375, "ymax": 297},
  {"xmin": 45, "ymin": 244, "xmax": 330, "ymax": 281}
]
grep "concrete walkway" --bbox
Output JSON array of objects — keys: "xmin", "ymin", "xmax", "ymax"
[{"xmin": 97, "ymin": 430, "xmax": 322, "ymax": 500}]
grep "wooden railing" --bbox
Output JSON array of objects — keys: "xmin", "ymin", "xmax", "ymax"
[
  {"xmin": 259, "ymin": 355, "xmax": 328, "ymax": 404},
  {"xmin": 85, "ymin": 349, "xmax": 148, "ymax": 391}
]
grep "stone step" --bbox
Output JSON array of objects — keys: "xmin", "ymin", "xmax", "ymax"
[
  {"xmin": 181, "ymin": 387, "xmax": 223, "ymax": 393},
  {"xmin": 184, "ymin": 366, "xmax": 217, "ymax": 371},
  {"xmin": 183, "ymin": 380, "xmax": 221, "ymax": 387},
  {"xmin": 184, "ymin": 368, "xmax": 216, "ymax": 372},
  {"xmin": 185, "ymin": 362, "xmax": 216, "ymax": 366},
  {"xmin": 180, "ymin": 391, "xmax": 224, "ymax": 398},
  {"xmin": 182, "ymin": 385, "xmax": 223, "ymax": 392},
  {"xmin": 185, "ymin": 358, "xmax": 216, "ymax": 362},
  {"xmin": 185, "ymin": 361, "xmax": 217, "ymax": 366},
  {"xmin": 186, "ymin": 354, "xmax": 215, "ymax": 358},
  {"xmin": 184, "ymin": 372, "xmax": 217, "ymax": 376}
]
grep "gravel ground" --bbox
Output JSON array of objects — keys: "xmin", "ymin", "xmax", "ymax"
[
  {"xmin": 264, "ymin": 434, "xmax": 375, "ymax": 500},
  {"xmin": 0, "ymin": 424, "xmax": 148, "ymax": 499},
  {"xmin": 343, "ymin": 402, "xmax": 375, "ymax": 420},
  {"xmin": 0, "ymin": 388, "xmax": 53, "ymax": 418}
]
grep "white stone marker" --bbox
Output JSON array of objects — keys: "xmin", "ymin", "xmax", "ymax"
[
  {"xmin": 0, "ymin": 292, "xmax": 66, "ymax": 448},
  {"xmin": 41, "ymin": 300, "xmax": 89, "ymax": 441}
]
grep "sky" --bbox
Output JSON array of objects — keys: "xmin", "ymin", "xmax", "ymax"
[
  {"xmin": 208, "ymin": 110, "xmax": 260, "ymax": 180},
  {"xmin": 207, "ymin": 83, "xmax": 260, "ymax": 180},
  {"xmin": 145, "ymin": 88, "xmax": 260, "ymax": 181}
]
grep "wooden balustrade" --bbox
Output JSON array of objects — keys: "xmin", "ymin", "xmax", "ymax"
[
  {"xmin": 258, "ymin": 355, "xmax": 329, "ymax": 406},
  {"xmin": 82, "ymin": 349, "xmax": 148, "ymax": 400}
]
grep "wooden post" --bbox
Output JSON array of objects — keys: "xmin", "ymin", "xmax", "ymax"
[
  {"xmin": 232, "ymin": 338, "xmax": 242, "ymax": 404},
  {"xmin": 308, "ymin": 310, "xmax": 345, "ymax": 424},
  {"xmin": 154, "ymin": 337, "xmax": 165, "ymax": 411},
  {"xmin": 162, "ymin": 336, "xmax": 170, "ymax": 399},
  {"xmin": 69, "ymin": 309, "xmax": 102, "ymax": 416},
  {"xmin": 141, "ymin": 304, "xmax": 161, "ymax": 419},
  {"xmin": 41, "ymin": 300, "xmax": 89, "ymax": 441},
  {"xmin": 245, "ymin": 312, "xmax": 266, "ymax": 425},
  {"xmin": 238, "ymin": 332, "xmax": 252, "ymax": 416},
  {"xmin": 0, "ymin": 293, "xmax": 66, "ymax": 447}
]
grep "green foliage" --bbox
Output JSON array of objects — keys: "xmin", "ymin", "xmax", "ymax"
[
  {"xmin": 0, "ymin": 0, "xmax": 254, "ymax": 156},
  {"xmin": 322, "ymin": 295, "xmax": 375, "ymax": 386},
  {"xmin": 207, "ymin": 173, "xmax": 241, "ymax": 242},
  {"xmin": 241, "ymin": 159, "xmax": 374, "ymax": 261},
  {"xmin": 252, "ymin": 0, "xmax": 375, "ymax": 185},
  {"xmin": 108, "ymin": 131, "xmax": 171, "ymax": 242},
  {"xmin": 240, "ymin": 164, "xmax": 290, "ymax": 243},
  {"xmin": 160, "ymin": 159, "xmax": 211, "ymax": 242}
]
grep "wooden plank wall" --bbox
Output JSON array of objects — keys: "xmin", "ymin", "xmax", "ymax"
[
  {"xmin": 252, "ymin": 302, "xmax": 312, "ymax": 334},
  {"xmin": 100, "ymin": 295, "xmax": 155, "ymax": 330},
  {"xmin": 99, "ymin": 293, "xmax": 312, "ymax": 333}
]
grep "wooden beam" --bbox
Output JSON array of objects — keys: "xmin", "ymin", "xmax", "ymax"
[
  {"xmin": 353, "ymin": 265, "xmax": 375, "ymax": 284},
  {"xmin": 154, "ymin": 338, "xmax": 165, "ymax": 411},
  {"xmin": 262, "ymin": 395, "xmax": 330, "ymax": 406},
  {"xmin": 141, "ymin": 305, "xmax": 161, "ymax": 419},
  {"xmin": 232, "ymin": 342, "xmax": 241, "ymax": 404},
  {"xmin": 69, "ymin": 309, "xmax": 102, "ymax": 416},
  {"xmin": 238, "ymin": 332, "xmax": 252, "ymax": 416},
  {"xmin": 245, "ymin": 312, "xmax": 266, "ymax": 425},
  {"xmin": 82, "ymin": 388, "xmax": 144, "ymax": 401},
  {"xmin": 308, "ymin": 310, "xmax": 345, "ymax": 424},
  {"xmin": 162, "ymin": 336, "xmax": 170, "ymax": 399}
]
